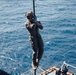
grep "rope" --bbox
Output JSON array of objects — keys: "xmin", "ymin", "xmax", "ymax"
[
  {"xmin": 34, "ymin": 69, "xmax": 36, "ymax": 75},
  {"xmin": 33, "ymin": 0, "xmax": 35, "ymax": 17}
]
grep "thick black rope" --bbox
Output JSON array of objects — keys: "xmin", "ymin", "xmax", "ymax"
[
  {"xmin": 33, "ymin": 0, "xmax": 35, "ymax": 17},
  {"xmin": 33, "ymin": 1, "xmax": 37, "ymax": 75},
  {"xmin": 34, "ymin": 69, "xmax": 36, "ymax": 75}
]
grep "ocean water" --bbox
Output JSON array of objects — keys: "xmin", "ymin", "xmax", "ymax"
[{"xmin": 0, "ymin": 0, "xmax": 76, "ymax": 75}]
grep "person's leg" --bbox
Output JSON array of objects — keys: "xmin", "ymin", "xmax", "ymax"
[
  {"xmin": 36, "ymin": 45, "xmax": 43, "ymax": 67},
  {"xmin": 37, "ymin": 46, "xmax": 44, "ymax": 62},
  {"xmin": 37, "ymin": 37, "xmax": 44, "ymax": 62},
  {"xmin": 31, "ymin": 39, "xmax": 38, "ymax": 66}
]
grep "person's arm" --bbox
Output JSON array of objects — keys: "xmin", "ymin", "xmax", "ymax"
[
  {"xmin": 35, "ymin": 21, "xmax": 43, "ymax": 29},
  {"xmin": 25, "ymin": 21, "xmax": 30, "ymax": 29},
  {"xmin": 25, "ymin": 21, "xmax": 27, "ymax": 27}
]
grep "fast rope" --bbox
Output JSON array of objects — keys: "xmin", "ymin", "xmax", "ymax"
[
  {"xmin": 33, "ymin": 0, "xmax": 35, "ymax": 17},
  {"xmin": 33, "ymin": 0, "xmax": 37, "ymax": 75},
  {"xmin": 34, "ymin": 69, "xmax": 36, "ymax": 75}
]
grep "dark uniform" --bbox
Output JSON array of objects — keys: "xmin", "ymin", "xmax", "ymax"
[
  {"xmin": 62, "ymin": 66, "xmax": 68, "ymax": 75},
  {"xmin": 25, "ymin": 11, "xmax": 44, "ymax": 68},
  {"xmin": 56, "ymin": 68, "xmax": 61, "ymax": 75}
]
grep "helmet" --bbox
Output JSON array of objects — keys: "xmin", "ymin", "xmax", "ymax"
[{"xmin": 25, "ymin": 11, "xmax": 34, "ymax": 19}]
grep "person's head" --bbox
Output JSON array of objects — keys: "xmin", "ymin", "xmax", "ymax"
[
  {"xmin": 25, "ymin": 11, "xmax": 35, "ymax": 22},
  {"xmin": 62, "ymin": 65, "xmax": 68, "ymax": 73}
]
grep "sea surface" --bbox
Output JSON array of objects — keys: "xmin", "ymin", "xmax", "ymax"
[{"xmin": 0, "ymin": 0, "xmax": 76, "ymax": 75}]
